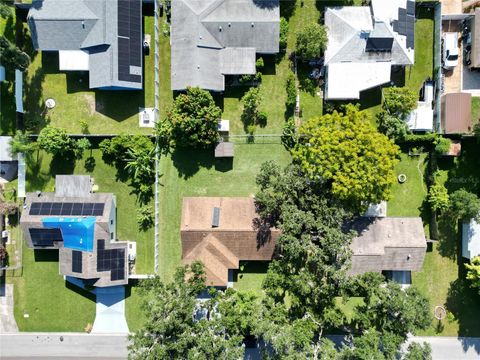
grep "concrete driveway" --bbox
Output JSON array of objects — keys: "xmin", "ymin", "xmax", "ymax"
[{"xmin": 92, "ymin": 286, "xmax": 129, "ymax": 334}]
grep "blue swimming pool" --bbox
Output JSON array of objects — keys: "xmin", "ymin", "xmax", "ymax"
[{"xmin": 42, "ymin": 217, "xmax": 96, "ymax": 252}]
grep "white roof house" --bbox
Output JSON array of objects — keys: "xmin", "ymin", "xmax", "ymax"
[
  {"xmin": 462, "ymin": 219, "xmax": 480, "ymax": 260},
  {"xmin": 324, "ymin": 0, "xmax": 415, "ymax": 100}
]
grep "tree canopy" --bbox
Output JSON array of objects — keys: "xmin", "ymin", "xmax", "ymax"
[
  {"xmin": 0, "ymin": 36, "xmax": 30, "ymax": 72},
  {"xmin": 156, "ymin": 87, "xmax": 221, "ymax": 149},
  {"xmin": 295, "ymin": 23, "xmax": 328, "ymax": 60},
  {"xmin": 427, "ymin": 183, "xmax": 449, "ymax": 213},
  {"xmin": 377, "ymin": 111, "xmax": 409, "ymax": 143},
  {"xmin": 128, "ymin": 262, "xmax": 244, "ymax": 360},
  {"xmin": 37, "ymin": 126, "xmax": 75, "ymax": 157},
  {"xmin": 383, "ymin": 87, "xmax": 418, "ymax": 118},
  {"xmin": 466, "ymin": 256, "xmax": 480, "ymax": 295},
  {"xmin": 449, "ymin": 189, "xmax": 480, "ymax": 221},
  {"xmin": 292, "ymin": 105, "xmax": 400, "ymax": 209}
]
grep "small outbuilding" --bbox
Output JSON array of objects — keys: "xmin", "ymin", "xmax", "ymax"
[
  {"xmin": 462, "ymin": 218, "xmax": 480, "ymax": 260},
  {"xmin": 214, "ymin": 142, "xmax": 234, "ymax": 158},
  {"xmin": 441, "ymin": 93, "xmax": 472, "ymax": 134},
  {"xmin": 0, "ymin": 136, "xmax": 18, "ymax": 183}
]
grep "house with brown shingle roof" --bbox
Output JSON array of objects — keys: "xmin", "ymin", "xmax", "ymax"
[
  {"xmin": 181, "ymin": 197, "xmax": 427, "ymax": 287},
  {"xmin": 181, "ymin": 197, "xmax": 279, "ymax": 286}
]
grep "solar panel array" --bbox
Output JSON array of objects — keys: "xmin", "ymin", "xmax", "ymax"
[
  {"xmin": 29, "ymin": 228, "xmax": 63, "ymax": 247},
  {"xmin": 97, "ymin": 240, "xmax": 126, "ymax": 281},
  {"xmin": 366, "ymin": 37, "xmax": 394, "ymax": 52},
  {"xmin": 393, "ymin": 0, "xmax": 415, "ymax": 49},
  {"xmin": 29, "ymin": 202, "xmax": 105, "ymax": 217},
  {"xmin": 72, "ymin": 250, "xmax": 83, "ymax": 273},
  {"xmin": 117, "ymin": 0, "xmax": 142, "ymax": 83}
]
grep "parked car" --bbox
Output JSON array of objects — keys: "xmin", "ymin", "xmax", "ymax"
[{"xmin": 442, "ymin": 32, "xmax": 459, "ymax": 70}]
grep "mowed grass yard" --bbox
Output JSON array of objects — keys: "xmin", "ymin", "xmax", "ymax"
[
  {"xmin": 22, "ymin": 16, "xmax": 156, "ymax": 135},
  {"xmin": 389, "ymin": 145, "xmax": 480, "ymax": 337},
  {"xmin": 7, "ymin": 150, "xmax": 154, "ymax": 331},
  {"xmin": 0, "ymin": 14, "xmax": 17, "ymax": 135},
  {"xmin": 221, "ymin": 0, "xmax": 323, "ymax": 135},
  {"xmin": 158, "ymin": 144, "xmax": 291, "ymax": 282}
]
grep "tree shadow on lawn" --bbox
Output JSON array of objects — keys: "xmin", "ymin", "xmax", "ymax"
[
  {"xmin": 446, "ymin": 258, "xmax": 480, "ymax": 340},
  {"xmin": 261, "ymin": 55, "xmax": 277, "ymax": 76},
  {"xmin": 171, "ymin": 147, "xmax": 215, "ymax": 179},
  {"xmin": 25, "ymin": 153, "xmax": 52, "ymax": 191},
  {"xmin": 437, "ymin": 215, "xmax": 459, "ymax": 260},
  {"xmin": 443, "ymin": 139, "xmax": 480, "ymax": 194}
]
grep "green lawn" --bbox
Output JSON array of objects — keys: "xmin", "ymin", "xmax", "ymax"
[
  {"xmin": 8, "ymin": 246, "xmax": 96, "ymax": 332},
  {"xmin": 7, "ymin": 149, "xmax": 154, "ymax": 331},
  {"xmin": 410, "ymin": 141, "xmax": 480, "ymax": 336},
  {"xmin": 232, "ymin": 261, "xmax": 269, "ymax": 296},
  {"xmin": 220, "ymin": 0, "xmax": 323, "ymax": 134},
  {"xmin": 413, "ymin": 243, "xmax": 480, "ymax": 336},
  {"xmin": 22, "ymin": 17, "xmax": 156, "ymax": 135},
  {"xmin": 472, "ymin": 97, "xmax": 480, "ymax": 125},
  {"xmin": 125, "ymin": 282, "xmax": 148, "ymax": 332},
  {"xmin": 405, "ymin": 8, "xmax": 434, "ymax": 93},
  {"xmin": 388, "ymin": 153, "xmax": 428, "ymax": 217},
  {"xmin": 0, "ymin": 14, "xmax": 16, "ymax": 135},
  {"xmin": 158, "ymin": 144, "xmax": 291, "ymax": 282}
]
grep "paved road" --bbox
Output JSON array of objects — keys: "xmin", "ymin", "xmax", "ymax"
[
  {"xmin": 410, "ymin": 336, "xmax": 480, "ymax": 360},
  {"xmin": 0, "ymin": 333, "xmax": 128, "ymax": 359}
]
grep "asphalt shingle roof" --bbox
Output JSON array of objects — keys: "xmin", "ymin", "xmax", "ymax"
[{"xmin": 171, "ymin": 0, "xmax": 280, "ymax": 91}]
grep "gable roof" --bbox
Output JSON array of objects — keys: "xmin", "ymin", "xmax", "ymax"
[
  {"xmin": 181, "ymin": 197, "xmax": 427, "ymax": 286},
  {"xmin": 324, "ymin": 1, "xmax": 415, "ymax": 100},
  {"xmin": 171, "ymin": 0, "xmax": 280, "ymax": 91},
  {"xmin": 27, "ymin": 0, "xmax": 142, "ymax": 90}
]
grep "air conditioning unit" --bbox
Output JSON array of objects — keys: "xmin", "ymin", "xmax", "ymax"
[{"xmin": 1, "ymin": 230, "xmax": 8, "ymax": 239}]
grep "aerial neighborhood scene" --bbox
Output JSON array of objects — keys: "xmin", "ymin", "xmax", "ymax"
[{"xmin": 2, "ymin": 0, "xmax": 480, "ymax": 359}]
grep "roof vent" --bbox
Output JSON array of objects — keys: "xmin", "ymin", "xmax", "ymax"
[
  {"xmin": 36, "ymin": 190, "xmax": 42, "ymax": 197},
  {"xmin": 228, "ymin": 22, "xmax": 231, "ymax": 27},
  {"xmin": 251, "ymin": 22, "xmax": 254, "ymax": 27},
  {"xmin": 219, "ymin": 25, "xmax": 222, "ymax": 32},
  {"xmin": 212, "ymin": 207, "xmax": 220, "ymax": 228},
  {"xmin": 82, "ymin": 20, "xmax": 85, "ymax": 29}
]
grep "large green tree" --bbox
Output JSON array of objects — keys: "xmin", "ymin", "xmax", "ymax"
[
  {"xmin": 449, "ymin": 189, "xmax": 480, "ymax": 221},
  {"xmin": 128, "ymin": 263, "xmax": 244, "ymax": 359},
  {"xmin": 292, "ymin": 105, "xmax": 400, "ymax": 208},
  {"xmin": 255, "ymin": 162, "xmax": 353, "ymax": 323},
  {"xmin": 37, "ymin": 126, "xmax": 75, "ymax": 157},
  {"xmin": 157, "ymin": 87, "xmax": 221, "ymax": 149},
  {"xmin": 295, "ymin": 23, "xmax": 328, "ymax": 60},
  {"xmin": 466, "ymin": 256, "xmax": 480, "ymax": 295},
  {"xmin": 351, "ymin": 273, "xmax": 432, "ymax": 339},
  {"xmin": 383, "ymin": 87, "xmax": 418, "ymax": 118}
]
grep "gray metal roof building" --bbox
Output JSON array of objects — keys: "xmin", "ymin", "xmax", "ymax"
[
  {"xmin": 171, "ymin": 0, "xmax": 280, "ymax": 91},
  {"xmin": 27, "ymin": 0, "xmax": 143, "ymax": 90},
  {"xmin": 20, "ymin": 175, "xmax": 128, "ymax": 287}
]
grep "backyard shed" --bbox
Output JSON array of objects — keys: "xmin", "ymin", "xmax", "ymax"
[
  {"xmin": 462, "ymin": 218, "xmax": 480, "ymax": 260},
  {"xmin": 441, "ymin": 92, "xmax": 472, "ymax": 134},
  {"xmin": 215, "ymin": 142, "xmax": 234, "ymax": 158}
]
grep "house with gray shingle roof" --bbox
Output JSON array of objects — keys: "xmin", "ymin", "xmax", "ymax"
[
  {"xmin": 27, "ymin": 0, "xmax": 143, "ymax": 90},
  {"xmin": 324, "ymin": 0, "xmax": 415, "ymax": 100},
  {"xmin": 171, "ymin": 0, "xmax": 280, "ymax": 91}
]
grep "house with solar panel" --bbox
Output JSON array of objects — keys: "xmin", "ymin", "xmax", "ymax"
[
  {"xmin": 20, "ymin": 175, "xmax": 129, "ymax": 287},
  {"xmin": 170, "ymin": 0, "xmax": 280, "ymax": 91},
  {"xmin": 324, "ymin": 0, "xmax": 415, "ymax": 100},
  {"xmin": 27, "ymin": 0, "xmax": 143, "ymax": 90}
]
